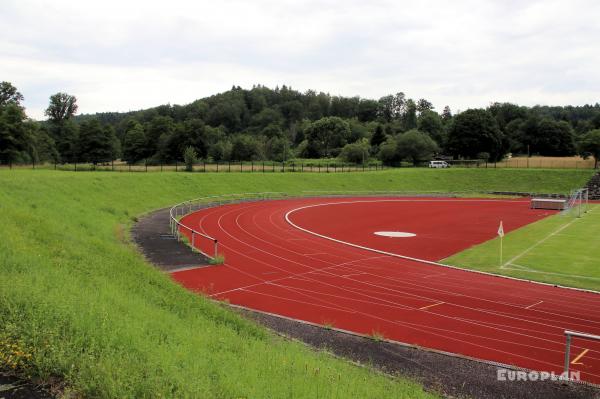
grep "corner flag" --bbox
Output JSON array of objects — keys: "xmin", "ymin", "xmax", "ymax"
[{"xmin": 498, "ymin": 221, "xmax": 504, "ymax": 267}]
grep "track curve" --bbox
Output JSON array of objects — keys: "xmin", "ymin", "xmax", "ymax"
[{"xmin": 172, "ymin": 196, "xmax": 600, "ymax": 384}]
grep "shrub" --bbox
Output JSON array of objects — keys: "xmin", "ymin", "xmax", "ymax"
[
  {"xmin": 183, "ymin": 146, "xmax": 197, "ymax": 172},
  {"xmin": 339, "ymin": 138, "xmax": 370, "ymax": 164}
]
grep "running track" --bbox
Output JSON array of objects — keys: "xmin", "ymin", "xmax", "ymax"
[{"xmin": 172, "ymin": 197, "xmax": 600, "ymax": 384}]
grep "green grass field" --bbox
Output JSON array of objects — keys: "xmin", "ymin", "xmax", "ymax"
[
  {"xmin": 445, "ymin": 203, "xmax": 600, "ymax": 292},
  {"xmin": 0, "ymin": 168, "xmax": 594, "ymax": 397}
]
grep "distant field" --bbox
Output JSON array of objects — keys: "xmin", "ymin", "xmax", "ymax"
[
  {"xmin": 496, "ymin": 155, "xmax": 596, "ymax": 169},
  {"xmin": 445, "ymin": 204, "xmax": 600, "ymax": 291},
  {"xmin": 0, "ymin": 168, "xmax": 594, "ymax": 397}
]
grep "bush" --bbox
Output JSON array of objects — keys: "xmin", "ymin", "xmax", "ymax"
[
  {"xmin": 183, "ymin": 146, "xmax": 197, "ymax": 172},
  {"xmin": 339, "ymin": 138, "xmax": 370, "ymax": 164},
  {"xmin": 396, "ymin": 129, "xmax": 439, "ymax": 164},
  {"xmin": 208, "ymin": 140, "xmax": 232, "ymax": 162},
  {"xmin": 230, "ymin": 135, "xmax": 263, "ymax": 161},
  {"xmin": 378, "ymin": 137, "xmax": 400, "ymax": 165}
]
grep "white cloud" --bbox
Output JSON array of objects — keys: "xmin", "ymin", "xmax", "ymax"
[{"xmin": 1, "ymin": 0, "xmax": 599, "ymax": 120}]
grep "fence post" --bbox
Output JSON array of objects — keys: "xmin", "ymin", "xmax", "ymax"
[
  {"xmin": 240, "ymin": 161, "xmax": 243, "ymax": 172},
  {"xmin": 216, "ymin": 162, "xmax": 219, "ymax": 173},
  {"xmin": 272, "ymin": 162, "xmax": 275, "ymax": 172},
  {"xmin": 251, "ymin": 161, "xmax": 254, "ymax": 172},
  {"xmin": 203, "ymin": 161, "xmax": 206, "ymax": 173},
  {"xmin": 262, "ymin": 162, "xmax": 265, "ymax": 173},
  {"xmin": 228, "ymin": 161, "xmax": 231, "ymax": 173},
  {"xmin": 145, "ymin": 159, "xmax": 148, "ymax": 172},
  {"xmin": 564, "ymin": 333, "xmax": 571, "ymax": 377}
]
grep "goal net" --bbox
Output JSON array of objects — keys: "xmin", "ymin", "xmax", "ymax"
[{"xmin": 561, "ymin": 188, "xmax": 589, "ymax": 218}]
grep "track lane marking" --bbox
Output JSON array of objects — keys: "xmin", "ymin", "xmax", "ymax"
[
  {"xmin": 525, "ymin": 300, "xmax": 543, "ymax": 309},
  {"xmin": 572, "ymin": 349, "xmax": 590, "ymax": 365},
  {"xmin": 419, "ymin": 301, "xmax": 445, "ymax": 310}
]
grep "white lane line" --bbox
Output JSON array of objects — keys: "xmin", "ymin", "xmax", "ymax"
[
  {"xmin": 423, "ymin": 273, "xmax": 446, "ymax": 279},
  {"xmin": 525, "ymin": 300, "xmax": 543, "ymax": 310},
  {"xmin": 341, "ymin": 272, "xmax": 367, "ymax": 278}
]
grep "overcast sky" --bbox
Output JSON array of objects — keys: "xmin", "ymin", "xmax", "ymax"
[{"xmin": 2, "ymin": 0, "xmax": 599, "ymax": 120}]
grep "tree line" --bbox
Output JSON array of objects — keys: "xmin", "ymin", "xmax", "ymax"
[{"xmin": 1, "ymin": 82, "xmax": 600, "ymax": 168}]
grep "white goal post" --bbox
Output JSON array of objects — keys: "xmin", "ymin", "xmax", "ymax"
[{"xmin": 531, "ymin": 188, "xmax": 589, "ymax": 217}]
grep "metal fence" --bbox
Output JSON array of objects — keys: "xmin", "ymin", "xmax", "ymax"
[
  {"xmin": 169, "ymin": 192, "xmax": 294, "ymax": 259},
  {"xmin": 1, "ymin": 157, "xmax": 597, "ymax": 172},
  {"xmin": 0, "ymin": 160, "xmax": 388, "ymax": 173}
]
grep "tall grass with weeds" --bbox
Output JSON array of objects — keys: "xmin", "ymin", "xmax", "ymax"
[{"xmin": 0, "ymin": 168, "xmax": 591, "ymax": 397}]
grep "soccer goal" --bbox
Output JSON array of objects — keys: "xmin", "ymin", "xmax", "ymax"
[{"xmin": 560, "ymin": 188, "xmax": 589, "ymax": 218}]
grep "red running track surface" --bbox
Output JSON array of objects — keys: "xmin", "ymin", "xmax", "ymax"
[{"xmin": 172, "ymin": 197, "xmax": 600, "ymax": 384}]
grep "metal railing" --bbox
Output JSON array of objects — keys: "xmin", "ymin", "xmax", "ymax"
[
  {"xmin": 564, "ymin": 330, "xmax": 600, "ymax": 378},
  {"xmin": 169, "ymin": 192, "xmax": 296, "ymax": 259}
]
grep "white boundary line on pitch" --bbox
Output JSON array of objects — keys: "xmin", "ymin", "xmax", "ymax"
[
  {"xmin": 501, "ymin": 204, "xmax": 597, "ymax": 271},
  {"xmin": 283, "ymin": 199, "xmax": 600, "ymax": 296},
  {"xmin": 501, "ymin": 218, "xmax": 578, "ymax": 269}
]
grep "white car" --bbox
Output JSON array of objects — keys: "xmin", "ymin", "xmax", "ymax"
[{"xmin": 428, "ymin": 160, "xmax": 450, "ymax": 168}]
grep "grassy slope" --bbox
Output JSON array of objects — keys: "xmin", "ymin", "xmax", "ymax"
[
  {"xmin": 0, "ymin": 168, "xmax": 593, "ymax": 397},
  {"xmin": 445, "ymin": 204, "xmax": 600, "ymax": 291}
]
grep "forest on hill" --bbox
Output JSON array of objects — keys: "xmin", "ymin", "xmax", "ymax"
[{"xmin": 1, "ymin": 82, "xmax": 600, "ymax": 167}]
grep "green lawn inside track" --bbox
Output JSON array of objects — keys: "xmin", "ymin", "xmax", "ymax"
[
  {"xmin": 444, "ymin": 203, "xmax": 600, "ymax": 292},
  {"xmin": 0, "ymin": 168, "xmax": 593, "ymax": 398}
]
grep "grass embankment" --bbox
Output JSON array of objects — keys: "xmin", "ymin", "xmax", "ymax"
[
  {"xmin": 445, "ymin": 204, "xmax": 600, "ymax": 291},
  {"xmin": 0, "ymin": 168, "xmax": 593, "ymax": 397}
]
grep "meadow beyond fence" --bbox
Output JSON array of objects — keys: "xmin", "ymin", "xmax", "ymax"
[{"xmin": 0, "ymin": 156, "xmax": 597, "ymax": 173}]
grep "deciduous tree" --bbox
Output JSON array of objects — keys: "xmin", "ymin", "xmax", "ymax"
[
  {"xmin": 446, "ymin": 109, "xmax": 505, "ymax": 161},
  {"xmin": 78, "ymin": 118, "xmax": 116, "ymax": 164},
  {"xmin": 578, "ymin": 129, "xmax": 600, "ymax": 169},
  {"xmin": 305, "ymin": 117, "xmax": 351, "ymax": 158},
  {"xmin": 0, "ymin": 81, "xmax": 24, "ymax": 107},
  {"xmin": 45, "ymin": 93, "xmax": 78, "ymax": 122}
]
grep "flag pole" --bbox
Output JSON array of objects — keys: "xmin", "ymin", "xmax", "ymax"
[
  {"xmin": 500, "ymin": 233, "xmax": 503, "ymax": 267},
  {"xmin": 498, "ymin": 220, "xmax": 504, "ymax": 267}
]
